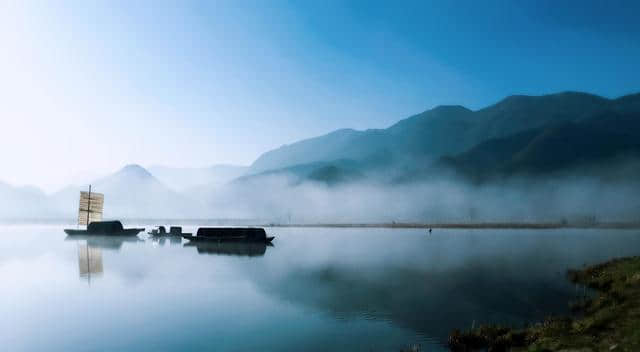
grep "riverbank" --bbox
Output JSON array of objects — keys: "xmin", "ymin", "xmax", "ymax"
[{"xmin": 448, "ymin": 256, "xmax": 640, "ymax": 351}]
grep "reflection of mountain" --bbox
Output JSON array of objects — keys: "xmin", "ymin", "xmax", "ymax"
[
  {"xmin": 239, "ymin": 229, "xmax": 631, "ymax": 345},
  {"xmin": 254, "ymin": 262, "xmax": 575, "ymax": 343},
  {"xmin": 184, "ymin": 241, "xmax": 270, "ymax": 257}
]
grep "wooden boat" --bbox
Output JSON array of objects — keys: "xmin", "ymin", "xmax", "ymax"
[
  {"xmin": 183, "ymin": 227, "xmax": 275, "ymax": 243},
  {"xmin": 63, "ymin": 185, "xmax": 144, "ymax": 236},
  {"xmin": 64, "ymin": 220, "xmax": 144, "ymax": 236}
]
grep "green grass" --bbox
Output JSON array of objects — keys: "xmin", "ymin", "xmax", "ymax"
[{"xmin": 448, "ymin": 256, "xmax": 640, "ymax": 351}]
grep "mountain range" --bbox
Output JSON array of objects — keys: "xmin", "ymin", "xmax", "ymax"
[
  {"xmin": 1, "ymin": 91, "xmax": 639, "ymax": 221},
  {"xmin": 1, "ymin": 164, "xmax": 247, "ymax": 221},
  {"xmin": 246, "ymin": 91, "xmax": 640, "ymax": 184}
]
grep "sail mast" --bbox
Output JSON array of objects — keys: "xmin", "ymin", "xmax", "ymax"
[{"xmin": 87, "ymin": 185, "xmax": 92, "ymax": 227}]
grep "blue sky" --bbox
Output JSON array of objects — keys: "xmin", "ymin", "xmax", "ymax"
[{"xmin": 1, "ymin": 0, "xmax": 639, "ymax": 191}]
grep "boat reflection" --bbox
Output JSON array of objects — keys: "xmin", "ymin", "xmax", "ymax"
[
  {"xmin": 65, "ymin": 235, "xmax": 143, "ymax": 250},
  {"xmin": 184, "ymin": 241, "xmax": 272, "ymax": 257},
  {"xmin": 65, "ymin": 235, "xmax": 142, "ymax": 283},
  {"xmin": 76, "ymin": 243, "xmax": 103, "ymax": 283},
  {"xmin": 150, "ymin": 235, "xmax": 183, "ymax": 246}
]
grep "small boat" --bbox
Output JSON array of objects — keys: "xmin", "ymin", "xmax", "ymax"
[
  {"xmin": 63, "ymin": 185, "xmax": 144, "ymax": 236},
  {"xmin": 148, "ymin": 226, "xmax": 191, "ymax": 237},
  {"xmin": 64, "ymin": 220, "xmax": 144, "ymax": 236},
  {"xmin": 183, "ymin": 227, "xmax": 275, "ymax": 243}
]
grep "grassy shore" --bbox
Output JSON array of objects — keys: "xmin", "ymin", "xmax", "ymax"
[{"xmin": 448, "ymin": 256, "xmax": 640, "ymax": 351}]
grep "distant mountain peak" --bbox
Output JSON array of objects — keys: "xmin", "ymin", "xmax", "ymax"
[
  {"xmin": 429, "ymin": 105, "xmax": 472, "ymax": 114},
  {"xmin": 117, "ymin": 164, "xmax": 153, "ymax": 178}
]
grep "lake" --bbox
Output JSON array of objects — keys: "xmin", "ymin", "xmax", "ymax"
[{"xmin": 1, "ymin": 225, "xmax": 639, "ymax": 351}]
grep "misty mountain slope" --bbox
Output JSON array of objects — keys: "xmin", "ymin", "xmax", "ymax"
[
  {"xmin": 235, "ymin": 159, "xmax": 365, "ymax": 186},
  {"xmin": 148, "ymin": 164, "xmax": 248, "ymax": 191},
  {"xmin": 248, "ymin": 128, "xmax": 391, "ymax": 175},
  {"xmin": 0, "ymin": 182, "xmax": 55, "ymax": 219},
  {"xmin": 52, "ymin": 164, "xmax": 201, "ymax": 219},
  {"xmin": 438, "ymin": 111, "xmax": 640, "ymax": 180},
  {"xmin": 307, "ymin": 165, "xmax": 365, "ymax": 185},
  {"xmin": 248, "ymin": 92, "xmax": 640, "ymax": 176}
]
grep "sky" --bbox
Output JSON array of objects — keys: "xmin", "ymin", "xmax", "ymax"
[{"xmin": 1, "ymin": 0, "xmax": 639, "ymax": 192}]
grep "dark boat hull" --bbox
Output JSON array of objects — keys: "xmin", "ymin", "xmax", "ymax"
[
  {"xmin": 64, "ymin": 228, "xmax": 144, "ymax": 236},
  {"xmin": 182, "ymin": 234, "xmax": 275, "ymax": 243}
]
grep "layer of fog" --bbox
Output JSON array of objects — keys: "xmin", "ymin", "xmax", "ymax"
[
  {"xmin": 2, "ymin": 162, "xmax": 640, "ymax": 224},
  {"xmin": 202, "ymin": 171, "xmax": 640, "ymax": 225}
]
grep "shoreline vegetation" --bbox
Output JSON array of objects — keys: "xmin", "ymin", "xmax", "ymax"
[{"xmin": 448, "ymin": 256, "xmax": 640, "ymax": 351}]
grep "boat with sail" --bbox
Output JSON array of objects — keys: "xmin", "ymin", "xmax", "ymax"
[{"xmin": 63, "ymin": 185, "xmax": 145, "ymax": 236}]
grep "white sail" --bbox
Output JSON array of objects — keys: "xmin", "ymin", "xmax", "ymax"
[{"xmin": 78, "ymin": 190, "xmax": 104, "ymax": 225}]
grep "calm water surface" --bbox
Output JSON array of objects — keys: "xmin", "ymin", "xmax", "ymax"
[{"xmin": 1, "ymin": 225, "xmax": 640, "ymax": 351}]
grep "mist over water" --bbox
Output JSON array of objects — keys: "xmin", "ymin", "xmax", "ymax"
[
  {"xmin": 204, "ymin": 169, "xmax": 640, "ymax": 224},
  {"xmin": 2, "ymin": 225, "xmax": 640, "ymax": 351},
  {"xmin": 2, "ymin": 159, "xmax": 640, "ymax": 224}
]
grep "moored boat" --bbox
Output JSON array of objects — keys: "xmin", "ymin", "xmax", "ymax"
[
  {"xmin": 183, "ymin": 227, "xmax": 274, "ymax": 243},
  {"xmin": 64, "ymin": 220, "xmax": 144, "ymax": 236},
  {"xmin": 62, "ymin": 185, "xmax": 144, "ymax": 236}
]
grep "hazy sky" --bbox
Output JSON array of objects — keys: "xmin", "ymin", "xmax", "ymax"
[{"xmin": 1, "ymin": 0, "xmax": 639, "ymax": 192}]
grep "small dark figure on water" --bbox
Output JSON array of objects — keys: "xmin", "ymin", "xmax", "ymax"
[{"xmin": 428, "ymin": 228, "xmax": 432, "ymax": 234}]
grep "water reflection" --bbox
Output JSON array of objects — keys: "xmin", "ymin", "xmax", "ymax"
[
  {"xmin": 65, "ymin": 235, "xmax": 143, "ymax": 282},
  {"xmin": 150, "ymin": 235, "xmax": 183, "ymax": 246},
  {"xmin": 64, "ymin": 235, "xmax": 143, "ymax": 250},
  {"xmin": 77, "ymin": 243, "xmax": 103, "ymax": 282},
  {"xmin": 244, "ymin": 228, "xmax": 640, "ymax": 345},
  {"xmin": 183, "ymin": 241, "xmax": 272, "ymax": 257},
  {"xmin": 34, "ymin": 227, "xmax": 639, "ymax": 351},
  {"xmin": 252, "ymin": 260, "xmax": 577, "ymax": 342}
]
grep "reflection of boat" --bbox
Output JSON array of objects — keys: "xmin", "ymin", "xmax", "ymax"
[
  {"xmin": 150, "ymin": 233, "xmax": 183, "ymax": 246},
  {"xmin": 62, "ymin": 185, "xmax": 144, "ymax": 236},
  {"xmin": 77, "ymin": 243, "xmax": 103, "ymax": 282},
  {"xmin": 65, "ymin": 234, "xmax": 143, "ymax": 250},
  {"xmin": 183, "ymin": 227, "xmax": 275, "ymax": 243},
  {"xmin": 184, "ymin": 241, "xmax": 272, "ymax": 257}
]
